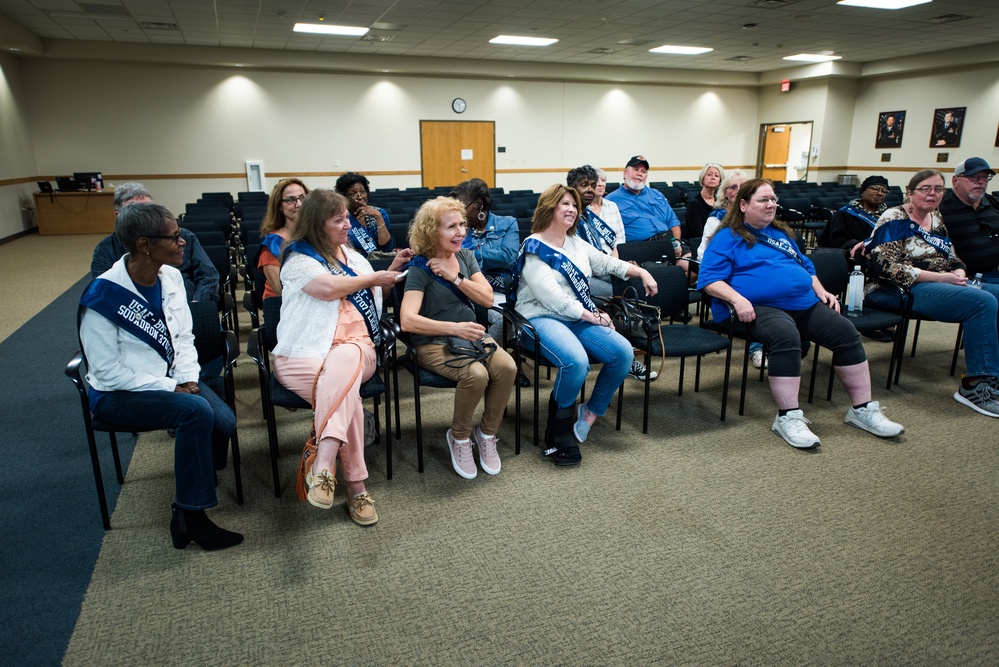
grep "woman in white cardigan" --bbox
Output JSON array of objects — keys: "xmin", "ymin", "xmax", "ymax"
[
  {"xmin": 514, "ymin": 184, "xmax": 657, "ymax": 466},
  {"xmin": 273, "ymin": 189, "xmax": 411, "ymax": 524}
]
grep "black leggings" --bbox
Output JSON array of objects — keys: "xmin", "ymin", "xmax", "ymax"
[{"xmin": 752, "ymin": 303, "xmax": 866, "ymax": 377}]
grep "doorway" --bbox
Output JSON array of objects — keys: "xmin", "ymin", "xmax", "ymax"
[
  {"xmin": 757, "ymin": 121, "xmax": 814, "ymax": 183},
  {"xmin": 420, "ymin": 121, "xmax": 495, "ymax": 189}
]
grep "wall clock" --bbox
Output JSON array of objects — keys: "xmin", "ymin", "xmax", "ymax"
[{"xmin": 452, "ymin": 97, "xmax": 466, "ymax": 114}]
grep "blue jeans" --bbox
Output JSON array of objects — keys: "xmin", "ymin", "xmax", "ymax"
[
  {"xmin": 867, "ymin": 283, "xmax": 999, "ymax": 378},
  {"xmin": 91, "ymin": 382, "xmax": 236, "ymax": 510},
  {"xmin": 525, "ymin": 317, "xmax": 633, "ymax": 414}
]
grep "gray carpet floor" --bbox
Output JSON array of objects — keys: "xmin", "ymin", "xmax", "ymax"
[{"xmin": 63, "ymin": 310, "xmax": 999, "ymax": 666}]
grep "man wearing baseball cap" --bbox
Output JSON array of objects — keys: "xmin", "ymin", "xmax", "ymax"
[
  {"xmin": 605, "ymin": 155, "xmax": 685, "ymax": 250},
  {"xmin": 939, "ymin": 157, "xmax": 999, "ymax": 284}
]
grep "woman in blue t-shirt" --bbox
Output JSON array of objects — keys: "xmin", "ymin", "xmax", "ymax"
[{"xmin": 697, "ymin": 178, "xmax": 903, "ymax": 450}]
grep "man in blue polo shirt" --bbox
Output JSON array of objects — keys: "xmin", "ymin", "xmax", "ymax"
[{"xmin": 606, "ymin": 155, "xmax": 682, "ymax": 246}]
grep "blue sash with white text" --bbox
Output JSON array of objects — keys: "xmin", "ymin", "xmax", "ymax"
[
  {"xmin": 79, "ymin": 278, "xmax": 175, "ymax": 366},
  {"xmin": 261, "ymin": 232, "xmax": 284, "ymax": 259},
  {"xmin": 864, "ymin": 219, "xmax": 952, "ymax": 257},
  {"xmin": 285, "ymin": 240, "xmax": 382, "ymax": 345},
  {"xmin": 577, "ymin": 210, "xmax": 617, "ymax": 252},
  {"xmin": 747, "ymin": 226, "xmax": 806, "ymax": 267},
  {"xmin": 509, "ymin": 238, "xmax": 597, "ymax": 312},
  {"xmin": 346, "ymin": 213, "xmax": 378, "ymax": 256},
  {"xmin": 839, "ymin": 203, "xmax": 881, "ymax": 230},
  {"xmin": 407, "ymin": 255, "xmax": 474, "ymax": 309}
]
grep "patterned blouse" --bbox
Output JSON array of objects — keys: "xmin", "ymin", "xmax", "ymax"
[{"xmin": 867, "ymin": 205, "xmax": 965, "ymax": 292}]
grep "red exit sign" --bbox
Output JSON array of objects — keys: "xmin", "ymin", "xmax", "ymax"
[{"xmin": 780, "ymin": 80, "xmax": 791, "ymax": 93}]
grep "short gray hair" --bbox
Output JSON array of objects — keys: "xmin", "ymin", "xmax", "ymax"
[
  {"xmin": 113, "ymin": 182, "xmax": 152, "ymax": 212},
  {"xmin": 115, "ymin": 202, "xmax": 174, "ymax": 253}
]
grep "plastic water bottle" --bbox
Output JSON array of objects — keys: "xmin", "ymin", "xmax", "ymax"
[
  {"xmin": 847, "ymin": 265, "xmax": 864, "ymax": 317},
  {"xmin": 968, "ymin": 273, "xmax": 983, "ymax": 289}
]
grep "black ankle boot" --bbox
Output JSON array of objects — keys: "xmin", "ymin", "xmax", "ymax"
[
  {"xmin": 543, "ymin": 396, "xmax": 581, "ymax": 467},
  {"xmin": 170, "ymin": 503, "xmax": 244, "ymax": 551}
]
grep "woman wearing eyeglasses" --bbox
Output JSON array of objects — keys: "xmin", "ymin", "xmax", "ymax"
[
  {"xmin": 79, "ymin": 203, "xmax": 242, "ymax": 550},
  {"xmin": 817, "ymin": 175, "xmax": 889, "ymax": 251},
  {"xmin": 334, "ymin": 172, "xmax": 395, "ymax": 257},
  {"xmin": 698, "ymin": 178, "xmax": 904, "ymax": 449},
  {"xmin": 258, "ymin": 177, "xmax": 310, "ymax": 299},
  {"xmin": 865, "ymin": 169, "xmax": 999, "ymax": 418},
  {"xmin": 684, "ymin": 162, "xmax": 725, "ymax": 240}
]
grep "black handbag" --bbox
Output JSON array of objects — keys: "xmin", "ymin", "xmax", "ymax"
[{"xmin": 444, "ymin": 336, "xmax": 497, "ymax": 369}]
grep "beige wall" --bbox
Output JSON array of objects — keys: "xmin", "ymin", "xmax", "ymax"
[{"xmin": 0, "ymin": 52, "xmax": 38, "ymax": 238}]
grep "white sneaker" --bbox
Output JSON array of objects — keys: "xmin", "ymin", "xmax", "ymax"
[
  {"xmin": 844, "ymin": 401, "xmax": 904, "ymax": 437},
  {"xmin": 751, "ymin": 349, "xmax": 768, "ymax": 369},
  {"xmin": 772, "ymin": 409, "xmax": 821, "ymax": 449},
  {"xmin": 446, "ymin": 429, "xmax": 477, "ymax": 479},
  {"xmin": 628, "ymin": 359, "xmax": 658, "ymax": 381}
]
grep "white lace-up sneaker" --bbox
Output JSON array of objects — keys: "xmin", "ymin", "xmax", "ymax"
[
  {"xmin": 471, "ymin": 425, "xmax": 501, "ymax": 475},
  {"xmin": 628, "ymin": 359, "xmax": 658, "ymax": 381},
  {"xmin": 772, "ymin": 409, "xmax": 821, "ymax": 449},
  {"xmin": 844, "ymin": 401, "xmax": 904, "ymax": 437},
  {"xmin": 750, "ymin": 349, "xmax": 768, "ymax": 369}
]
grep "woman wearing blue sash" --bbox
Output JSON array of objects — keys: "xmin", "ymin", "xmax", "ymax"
[
  {"xmin": 865, "ymin": 170, "xmax": 999, "ymax": 418},
  {"xmin": 272, "ymin": 189, "xmax": 409, "ymax": 525},
  {"xmin": 400, "ymin": 197, "xmax": 517, "ymax": 479},
  {"xmin": 698, "ymin": 179, "xmax": 903, "ymax": 450},
  {"xmin": 79, "ymin": 203, "xmax": 241, "ymax": 551},
  {"xmin": 515, "ymin": 184, "xmax": 657, "ymax": 466},
  {"xmin": 258, "ymin": 177, "xmax": 309, "ymax": 300},
  {"xmin": 335, "ymin": 172, "xmax": 395, "ymax": 257}
]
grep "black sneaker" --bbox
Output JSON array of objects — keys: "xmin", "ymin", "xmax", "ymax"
[{"xmin": 628, "ymin": 359, "xmax": 658, "ymax": 381}]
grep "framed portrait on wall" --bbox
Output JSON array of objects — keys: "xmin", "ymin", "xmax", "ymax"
[
  {"xmin": 995, "ymin": 121, "xmax": 999, "ymax": 148},
  {"xmin": 930, "ymin": 106, "xmax": 965, "ymax": 148},
  {"xmin": 875, "ymin": 110, "xmax": 904, "ymax": 148}
]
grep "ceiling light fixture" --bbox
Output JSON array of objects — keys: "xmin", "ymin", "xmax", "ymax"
[
  {"xmin": 783, "ymin": 53, "xmax": 842, "ymax": 62},
  {"xmin": 837, "ymin": 0, "xmax": 931, "ymax": 9},
  {"xmin": 489, "ymin": 35, "xmax": 558, "ymax": 46},
  {"xmin": 293, "ymin": 23, "xmax": 368, "ymax": 36},
  {"xmin": 649, "ymin": 45, "xmax": 713, "ymax": 55}
]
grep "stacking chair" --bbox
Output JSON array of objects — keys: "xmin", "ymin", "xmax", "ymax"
[
  {"xmin": 201, "ymin": 244, "xmax": 239, "ymax": 338},
  {"xmin": 247, "ymin": 297, "xmax": 394, "ymax": 494},
  {"xmin": 613, "ymin": 264, "xmax": 733, "ymax": 428},
  {"xmin": 806, "ymin": 251, "xmax": 906, "ymax": 399},
  {"xmin": 241, "ymin": 244, "xmax": 265, "ymax": 330},
  {"xmin": 66, "ymin": 301, "xmax": 244, "ymax": 530}
]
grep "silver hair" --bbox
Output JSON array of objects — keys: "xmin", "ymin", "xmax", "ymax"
[
  {"xmin": 714, "ymin": 169, "xmax": 749, "ymax": 210},
  {"xmin": 115, "ymin": 202, "xmax": 174, "ymax": 253},
  {"xmin": 595, "ymin": 168, "xmax": 607, "ymax": 181},
  {"xmin": 113, "ymin": 182, "xmax": 152, "ymax": 212}
]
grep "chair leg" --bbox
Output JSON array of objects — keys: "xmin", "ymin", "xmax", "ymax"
[
  {"xmin": 910, "ymin": 319, "xmax": 921, "ymax": 357},
  {"xmin": 677, "ymin": 357, "xmax": 686, "ymax": 397},
  {"xmin": 739, "ymin": 339, "xmax": 751, "ymax": 416},
  {"xmin": 88, "ymin": 429, "xmax": 111, "ymax": 531},
  {"xmin": 412, "ymin": 372, "xmax": 424, "ymax": 473},
  {"xmin": 720, "ymin": 344, "xmax": 732, "ymax": 421},
  {"xmin": 109, "ymin": 432, "xmax": 124, "ymax": 484},
  {"xmin": 950, "ymin": 323, "xmax": 964, "ymax": 376},
  {"xmin": 230, "ymin": 430, "xmax": 244, "ymax": 505},
  {"xmin": 807, "ymin": 344, "xmax": 820, "ymax": 404}
]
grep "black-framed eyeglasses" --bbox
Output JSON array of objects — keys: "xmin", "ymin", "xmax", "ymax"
[
  {"xmin": 867, "ymin": 187, "xmax": 889, "ymax": 195},
  {"xmin": 959, "ymin": 173, "xmax": 994, "ymax": 183},
  {"xmin": 281, "ymin": 194, "xmax": 307, "ymax": 205},
  {"xmin": 145, "ymin": 231, "xmax": 183, "ymax": 244}
]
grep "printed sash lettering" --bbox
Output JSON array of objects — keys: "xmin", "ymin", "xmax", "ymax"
[
  {"xmin": 577, "ymin": 209, "xmax": 617, "ymax": 251},
  {"xmin": 746, "ymin": 226, "xmax": 806, "ymax": 267},
  {"xmin": 79, "ymin": 278, "xmax": 175, "ymax": 366},
  {"xmin": 864, "ymin": 219, "xmax": 952, "ymax": 257},
  {"xmin": 509, "ymin": 238, "xmax": 597, "ymax": 312},
  {"xmin": 347, "ymin": 213, "xmax": 378, "ymax": 256}
]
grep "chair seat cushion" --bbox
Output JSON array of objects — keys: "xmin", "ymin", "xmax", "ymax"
[
  {"xmin": 634, "ymin": 325, "xmax": 731, "ymax": 357},
  {"xmin": 400, "ymin": 357, "xmax": 458, "ymax": 389},
  {"xmin": 269, "ymin": 375, "xmax": 312, "ymax": 410}
]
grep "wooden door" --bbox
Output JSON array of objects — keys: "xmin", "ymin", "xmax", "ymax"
[
  {"xmin": 761, "ymin": 125, "xmax": 791, "ymax": 182},
  {"xmin": 420, "ymin": 121, "xmax": 495, "ymax": 189}
]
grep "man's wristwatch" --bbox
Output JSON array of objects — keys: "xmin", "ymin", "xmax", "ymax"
[{"xmin": 453, "ymin": 272, "xmax": 465, "ymax": 287}]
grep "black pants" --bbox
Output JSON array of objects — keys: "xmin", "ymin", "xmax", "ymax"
[{"xmin": 752, "ymin": 302, "xmax": 866, "ymax": 377}]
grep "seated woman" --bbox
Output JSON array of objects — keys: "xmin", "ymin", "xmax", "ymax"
[
  {"xmin": 258, "ymin": 178, "xmax": 309, "ymax": 299},
  {"xmin": 449, "ymin": 177, "xmax": 519, "ymax": 302},
  {"xmin": 568, "ymin": 164, "xmax": 619, "ymax": 298},
  {"xmin": 272, "ymin": 189, "xmax": 410, "ymax": 524},
  {"xmin": 400, "ymin": 197, "xmax": 518, "ymax": 479},
  {"xmin": 589, "ymin": 168, "xmax": 626, "ymax": 244},
  {"xmin": 79, "ymin": 203, "xmax": 241, "ymax": 551},
  {"xmin": 864, "ymin": 169, "xmax": 999, "ymax": 418},
  {"xmin": 697, "ymin": 178, "xmax": 904, "ymax": 449},
  {"xmin": 685, "ymin": 163, "xmax": 724, "ymax": 240},
  {"xmin": 334, "ymin": 172, "xmax": 396, "ymax": 257},
  {"xmin": 513, "ymin": 184, "xmax": 657, "ymax": 466}
]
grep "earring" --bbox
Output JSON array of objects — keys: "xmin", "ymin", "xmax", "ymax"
[{"xmin": 477, "ymin": 210, "xmax": 487, "ymax": 222}]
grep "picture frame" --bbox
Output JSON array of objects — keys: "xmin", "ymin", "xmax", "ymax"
[
  {"xmin": 995, "ymin": 121, "xmax": 999, "ymax": 148},
  {"xmin": 875, "ymin": 110, "xmax": 904, "ymax": 148},
  {"xmin": 929, "ymin": 106, "xmax": 965, "ymax": 148}
]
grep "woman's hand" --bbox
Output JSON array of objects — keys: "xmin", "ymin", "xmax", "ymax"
[
  {"xmin": 370, "ymin": 270, "xmax": 404, "ymax": 288},
  {"xmin": 952, "ymin": 269, "xmax": 967, "ymax": 281},
  {"xmin": 817, "ymin": 290, "xmax": 841, "ymax": 313},
  {"xmin": 638, "ymin": 268, "xmax": 659, "ymax": 297},
  {"xmin": 175, "ymin": 382, "xmax": 199, "ymax": 394},
  {"xmin": 357, "ymin": 205, "xmax": 384, "ymax": 224},
  {"xmin": 451, "ymin": 320, "xmax": 486, "ymax": 341},
  {"xmin": 848, "ymin": 241, "xmax": 865, "ymax": 259},
  {"xmin": 582, "ymin": 310, "xmax": 613, "ymax": 327},
  {"xmin": 940, "ymin": 271, "xmax": 967, "ymax": 285},
  {"xmin": 388, "ymin": 248, "xmax": 414, "ymax": 271},
  {"xmin": 428, "ymin": 258, "xmax": 460, "ymax": 283},
  {"xmin": 732, "ymin": 295, "xmax": 756, "ymax": 323}
]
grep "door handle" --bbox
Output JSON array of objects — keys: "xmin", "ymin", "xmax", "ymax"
[{"xmin": 461, "ymin": 167, "xmax": 468, "ymax": 173}]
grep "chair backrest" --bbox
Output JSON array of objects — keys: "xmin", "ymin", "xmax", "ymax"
[
  {"xmin": 193, "ymin": 230, "xmax": 227, "ymax": 248},
  {"xmin": 190, "ymin": 300, "xmax": 226, "ymax": 365},
  {"xmin": 616, "ymin": 239, "xmax": 675, "ymax": 265},
  {"xmin": 808, "ymin": 249, "xmax": 850, "ymax": 297},
  {"xmin": 181, "ymin": 220, "xmax": 218, "ymax": 236},
  {"xmin": 186, "ymin": 203, "xmax": 229, "ymax": 217},
  {"xmin": 617, "ymin": 263, "xmax": 688, "ymax": 316},
  {"xmin": 201, "ymin": 244, "xmax": 233, "ymax": 288},
  {"xmin": 261, "ymin": 296, "xmax": 282, "ymax": 352}
]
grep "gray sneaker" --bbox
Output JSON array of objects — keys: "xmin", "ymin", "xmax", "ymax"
[
  {"xmin": 953, "ymin": 382, "xmax": 999, "ymax": 418},
  {"xmin": 772, "ymin": 409, "xmax": 821, "ymax": 449},
  {"xmin": 844, "ymin": 401, "xmax": 904, "ymax": 437}
]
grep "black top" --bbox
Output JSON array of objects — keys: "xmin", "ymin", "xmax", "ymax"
[
  {"xmin": 683, "ymin": 193, "xmax": 714, "ymax": 240},
  {"xmin": 403, "ymin": 249, "xmax": 481, "ymax": 347},
  {"xmin": 939, "ymin": 190, "xmax": 999, "ymax": 276}
]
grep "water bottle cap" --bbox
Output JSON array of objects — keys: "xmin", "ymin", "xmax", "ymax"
[{"xmin": 853, "ymin": 265, "xmax": 861, "ymax": 271}]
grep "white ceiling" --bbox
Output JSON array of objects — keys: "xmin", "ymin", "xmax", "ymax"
[{"xmin": 1, "ymin": 0, "xmax": 998, "ymax": 75}]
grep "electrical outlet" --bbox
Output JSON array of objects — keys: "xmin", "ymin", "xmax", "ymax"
[{"xmin": 334, "ymin": 159, "xmax": 341, "ymax": 167}]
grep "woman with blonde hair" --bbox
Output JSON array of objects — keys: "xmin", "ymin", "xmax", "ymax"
[
  {"xmin": 273, "ymin": 189, "xmax": 410, "ymax": 524},
  {"xmin": 258, "ymin": 177, "xmax": 309, "ymax": 299},
  {"xmin": 400, "ymin": 197, "xmax": 517, "ymax": 479},
  {"xmin": 685, "ymin": 163, "xmax": 725, "ymax": 239},
  {"xmin": 513, "ymin": 184, "xmax": 657, "ymax": 466}
]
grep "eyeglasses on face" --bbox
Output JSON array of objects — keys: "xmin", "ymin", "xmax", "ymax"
[
  {"xmin": 913, "ymin": 186, "xmax": 945, "ymax": 194},
  {"xmin": 145, "ymin": 231, "xmax": 183, "ymax": 244},
  {"xmin": 751, "ymin": 196, "xmax": 779, "ymax": 204},
  {"xmin": 281, "ymin": 194, "xmax": 307, "ymax": 205},
  {"xmin": 959, "ymin": 173, "xmax": 994, "ymax": 184},
  {"xmin": 867, "ymin": 187, "xmax": 889, "ymax": 195}
]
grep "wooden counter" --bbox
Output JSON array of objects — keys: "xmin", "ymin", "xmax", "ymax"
[{"xmin": 33, "ymin": 191, "xmax": 115, "ymax": 235}]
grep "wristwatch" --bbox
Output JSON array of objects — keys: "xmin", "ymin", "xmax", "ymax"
[{"xmin": 453, "ymin": 272, "xmax": 465, "ymax": 286}]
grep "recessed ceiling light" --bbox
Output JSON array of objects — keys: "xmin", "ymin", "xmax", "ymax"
[
  {"xmin": 783, "ymin": 53, "xmax": 842, "ymax": 62},
  {"xmin": 489, "ymin": 35, "xmax": 558, "ymax": 46},
  {"xmin": 293, "ymin": 23, "xmax": 368, "ymax": 36},
  {"xmin": 649, "ymin": 45, "xmax": 713, "ymax": 55},
  {"xmin": 837, "ymin": 0, "xmax": 931, "ymax": 8}
]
